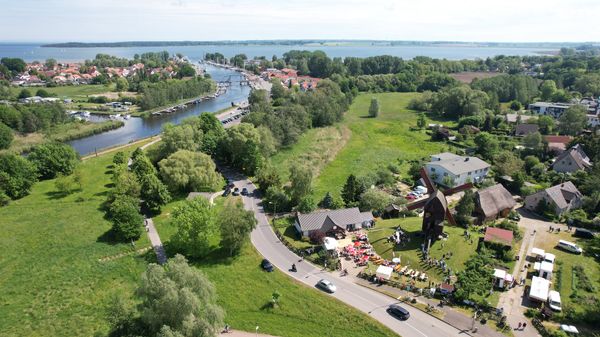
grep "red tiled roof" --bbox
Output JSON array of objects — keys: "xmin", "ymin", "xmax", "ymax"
[
  {"xmin": 484, "ymin": 227, "xmax": 514, "ymax": 246},
  {"xmin": 544, "ymin": 135, "xmax": 572, "ymax": 144}
]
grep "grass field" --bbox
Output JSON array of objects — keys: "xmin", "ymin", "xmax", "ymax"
[
  {"xmin": 368, "ymin": 217, "xmax": 481, "ymax": 284},
  {"xmin": 10, "ymin": 84, "xmax": 116, "ymax": 99},
  {"xmin": 535, "ymin": 231, "xmax": 600, "ymax": 319},
  {"xmin": 270, "ymin": 125, "xmax": 351, "ymax": 181},
  {"xmin": 153, "ymin": 195, "xmax": 398, "ymax": 337},
  {"xmin": 0, "ymin": 140, "xmax": 154, "ymax": 337},
  {"xmin": 310, "ymin": 92, "xmax": 454, "ymax": 200}
]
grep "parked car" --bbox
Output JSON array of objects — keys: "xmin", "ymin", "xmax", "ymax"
[
  {"xmin": 508, "ymin": 212, "xmax": 521, "ymax": 221},
  {"xmin": 405, "ymin": 195, "xmax": 416, "ymax": 201},
  {"xmin": 548, "ymin": 290, "xmax": 562, "ymax": 311},
  {"xmin": 387, "ymin": 304, "xmax": 410, "ymax": 320},
  {"xmin": 316, "ymin": 279, "xmax": 337, "ymax": 293},
  {"xmin": 261, "ymin": 259, "xmax": 274, "ymax": 272},
  {"xmin": 241, "ymin": 187, "xmax": 249, "ymax": 196},
  {"xmin": 557, "ymin": 240, "xmax": 583, "ymax": 254},
  {"xmin": 222, "ymin": 188, "xmax": 231, "ymax": 197},
  {"xmin": 415, "ymin": 186, "xmax": 428, "ymax": 194},
  {"xmin": 232, "ymin": 187, "xmax": 240, "ymax": 196},
  {"xmin": 574, "ymin": 228, "xmax": 595, "ymax": 239}
]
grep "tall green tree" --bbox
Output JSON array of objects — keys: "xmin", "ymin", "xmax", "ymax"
[
  {"xmin": 159, "ymin": 150, "xmax": 221, "ymax": 193},
  {"xmin": 455, "ymin": 190, "xmax": 475, "ymax": 227},
  {"xmin": 0, "ymin": 122, "xmax": 13, "ymax": 150},
  {"xmin": 141, "ymin": 174, "xmax": 171, "ymax": 212},
  {"xmin": 218, "ymin": 198, "xmax": 257, "ymax": 256},
  {"xmin": 109, "ymin": 195, "xmax": 143, "ymax": 241},
  {"xmin": 0, "ymin": 153, "xmax": 38, "ymax": 199},
  {"xmin": 171, "ymin": 197, "xmax": 215, "ymax": 258},
  {"xmin": 558, "ymin": 105, "xmax": 587, "ymax": 136},
  {"xmin": 369, "ymin": 97, "xmax": 379, "ymax": 117},
  {"xmin": 288, "ymin": 165, "xmax": 313, "ymax": 205},
  {"xmin": 417, "ymin": 113, "xmax": 427, "ymax": 129},
  {"xmin": 28, "ymin": 143, "xmax": 79, "ymax": 179},
  {"xmin": 135, "ymin": 254, "xmax": 224, "ymax": 337},
  {"xmin": 341, "ymin": 174, "xmax": 360, "ymax": 205},
  {"xmin": 540, "ymin": 80, "xmax": 557, "ymax": 101},
  {"xmin": 473, "ymin": 132, "xmax": 499, "ymax": 160}
]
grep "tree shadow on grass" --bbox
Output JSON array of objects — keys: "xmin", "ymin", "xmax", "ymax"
[
  {"xmin": 45, "ymin": 190, "xmax": 70, "ymax": 200},
  {"xmin": 105, "ymin": 183, "xmax": 115, "ymax": 189},
  {"xmin": 97, "ymin": 228, "xmax": 121, "ymax": 246}
]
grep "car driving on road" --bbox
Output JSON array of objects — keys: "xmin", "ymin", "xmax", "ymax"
[
  {"xmin": 232, "ymin": 187, "xmax": 240, "ymax": 196},
  {"xmin": 387, "ymin": 304, "xmax": 410, "ymax": 320},
  {"xmin": 241, "ymin": 187, "xmax": 249, "ymax": 196},
  {"xmin": 316, "ymin": 279, "xmax": 337, "ymax": 293}
]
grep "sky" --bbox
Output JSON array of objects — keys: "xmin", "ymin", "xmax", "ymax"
[{"xmin": 1, "ymin": 0, "xmax": 599, "ymax": 43}]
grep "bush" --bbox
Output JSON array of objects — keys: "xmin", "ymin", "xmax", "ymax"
[
  {"xmin": 309, "ymin": 230, "xmax": 325, "ymax": 244},
  {"xmin": 0, "ymin": 122, "xmax": 13, "ymax": 150},
  {"xmin": 0, "ymin": 152, "xmax": 38, "ymax": 199},
  {"xmin": 28, "ymin": 143, "xmax": 79, "ymax": 179}
]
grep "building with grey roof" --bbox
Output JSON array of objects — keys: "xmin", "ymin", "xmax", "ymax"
[
  {"xmin": 474, "ymin": 184, "xmax": 516, "ymax": 223},
  {"xmin": 515, "ymin": 123, "xmax": 539, "ymax": 136},
  {"xmin": 551, "ymin": 144, "xmax": 592, "ymax": 173},
  {"xmin": 524, "ymin": 181, "xmax": 583, "ymax": 216},
  {"xmin": 425, "ymin": 153, "xmax": 490, "ymax": 187},
  {"xmin": 294, "ymin": 208, "xmax": 374, "ymax": 237}
]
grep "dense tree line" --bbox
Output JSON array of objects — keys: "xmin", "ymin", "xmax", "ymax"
[
  {"xmin": 139, "ymin": 76, "xmax": 214, "ymax": 110},
  {"xmin": 0, "ymin": 103, "xmax": 68, "ymax": 134},
  {"xmin": 471, "ymin": 74, "xmax": 539, "ymax": 104}
]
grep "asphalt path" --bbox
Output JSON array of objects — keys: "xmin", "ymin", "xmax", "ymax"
[{"xmin": 222, "ymin": 171, "xmax": 467, "ymax": 337}]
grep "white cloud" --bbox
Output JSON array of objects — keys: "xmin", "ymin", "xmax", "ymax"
[{"xmin": 0, "ymin": 0, "xmax": 598, "ymax": 42}]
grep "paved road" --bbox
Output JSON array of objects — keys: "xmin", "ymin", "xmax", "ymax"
[
  {"xmin": 223, "ymin": 172, "xmax": 466, "ymax": 337},
  {"xmin": 145, "ymin": 218, "xmax": 167, "ymax": 265}
]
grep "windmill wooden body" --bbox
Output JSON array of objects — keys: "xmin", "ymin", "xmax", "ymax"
[{"xmin": 407, "ymin": 168, "xmax": 472, "ymax": 244}]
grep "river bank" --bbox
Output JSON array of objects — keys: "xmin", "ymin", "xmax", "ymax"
[{"xmin": 3, "ymin": 120, "xmax": 124, "ymax": 154}]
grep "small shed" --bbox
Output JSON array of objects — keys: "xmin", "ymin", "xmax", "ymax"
[
  {"xmin": 484, "ymin": 227, "xmax": 514, "ymax": 247},
  {"xmin": 439, "ymin": 283, "xmax": 455, "ymax": 295},
  {"xmin": 376, "ymin": 265, "xmax": 394, "ymax": 280},
  {"xmin": 493, "ymin": 268, "xmax": 513, "ymax": 288}
]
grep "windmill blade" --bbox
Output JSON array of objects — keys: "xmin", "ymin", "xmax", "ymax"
[
  {"xmin": 445, "ymin": 208, "xmax": 457, "ymax": 226},
  {"xmin": 443, "ymin": 183, "xmax": 473, "ymax": 196},
  {"xmin": 406, "ymin": 199, "xmax": 428, "ymax": 210},
  {"xmin": 420, "ymin": 167, "xmax": 435, "ymax": 194}
]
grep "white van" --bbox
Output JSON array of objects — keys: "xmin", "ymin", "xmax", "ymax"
[
  {"xmin": 557, "ymin": 240, "xmax": 583, "ymax": 254},
  {"xmin": 548, "ymin": 290, "xmax": 562, "ymax": 311}
]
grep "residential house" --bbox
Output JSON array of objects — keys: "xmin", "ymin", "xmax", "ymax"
[
  {"xmin": 524, "ymin": 182, "xmax": 583, "ymax": 216},
  {"xmin": 425, "ymin": 153, "xmax": 491, "ymax": 187},
  {"xmin": 528, "ymin": 102, "xmax": 572, "ymax": 118},
  {"xmin": 551, "ymin": 144, "xmax": 592, "ymax": 173},
  {"xmin": 544, "ymin": 135, "xmax": 573, "ymax": 154},
  {"xmin": 294, "ymin": 208, "xmax": 374, "ymax": 237},
  {"xmin": 474, "ymin": 184, "xmax": 517, "ymax": 223},
  {"xmin": 515, "ymin": 123, "xmax": 539, "ymax": 136}
]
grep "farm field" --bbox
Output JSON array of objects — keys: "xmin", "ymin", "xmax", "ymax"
[
  {"xmin": 310, "ymin": 92, "xmax": 455, "ymax": 200},
  {"xmin": 10, "ymin": 83, "xmax": 116, "ymax": 99},
  {"xmin": 0, "ymin": 141, "xmax": 154, "ymax": 337}
]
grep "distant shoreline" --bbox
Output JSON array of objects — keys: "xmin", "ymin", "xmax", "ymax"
[{"xmin": 40, "ymin": 40, "xmax": 592, "ymax": 49}]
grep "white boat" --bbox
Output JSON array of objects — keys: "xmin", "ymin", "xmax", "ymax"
[
  {"xmin": 82, "ymin": 111, "xmax": 91, "ymax": 117},
  {"xmin": 123, "ymin": 114, "xmax": 131, "ymax": 120}
]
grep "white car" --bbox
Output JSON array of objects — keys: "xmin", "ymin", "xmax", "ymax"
[{"xmin": 316, "ymin": 279, "xmax": 337, "ymax": 293}]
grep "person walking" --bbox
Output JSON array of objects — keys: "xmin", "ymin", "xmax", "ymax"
[
  {"xmin": 522, "ymin": 322, "xmax": 527, "ymax": 330},
  {"xmin": 517, "ymin": 322, "xmax": 522, "ymax": 330}
]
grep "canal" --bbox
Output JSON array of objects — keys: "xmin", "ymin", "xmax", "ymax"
[{"xmin": 68, "ymin": 63, "xmax": 251, "ymax": 155}]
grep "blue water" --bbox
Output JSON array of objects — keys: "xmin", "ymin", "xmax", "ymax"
[
  {"xmin": 0, "ymin": 43, "xmax": 552, "ymax": 62},
  {"xmin": 68, "ymin": 64, "xmax": 251, "ymax": 155}
]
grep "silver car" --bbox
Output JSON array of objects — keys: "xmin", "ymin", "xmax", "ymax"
[{"xmin": 316, "ymin": 279, "xmax": 337, "ymax": 293}]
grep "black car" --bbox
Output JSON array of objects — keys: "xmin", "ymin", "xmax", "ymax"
[
  {"xmin": 241, "ymin": 187, "xmax": 249, "ymax": 196},
  {"xmin": 387, "ymin": 304, "xmax": 410, "ymax": 320},
  {"xmin": 574, "ymin": 228, "xmax": 595, "ymax": 239},
  {"xmin": 232, "ymin": 187, "xmax": 240, "ymax": 196},
  {"xmin": 222, "ymin": 188, "xmax": 231, "ymax": 197},
  {"xmin": 261, "ymin": 259, "xmax": 274, "ymax": 272}
]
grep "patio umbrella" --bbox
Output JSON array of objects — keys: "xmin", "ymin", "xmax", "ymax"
[{"xmin": 392, "ymin": 257, "xmax": 401, "ymax": 264}]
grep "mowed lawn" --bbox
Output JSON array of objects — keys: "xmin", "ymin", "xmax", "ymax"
[
  {"xmin": 0, "ymin": 141, "xmax": 153, "ymax": 337},
  {"xmin": 312, "ymin": 92, "xmax": 453, "ymax": 200},
  {"xmin": 369, "ymin": 217, "xmax": 481, "ymax": 285},
  {"xmin": 153, "ymin": 195, "xmax": 398, "ymax": 337},
  {"xmin": 10, "ymin": 84, "xmax": 115, "ymax": 99}
]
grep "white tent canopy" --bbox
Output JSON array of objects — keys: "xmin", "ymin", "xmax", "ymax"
[
  {"xmin": 531, "ymin": 247, "xmax": 545, "ymax": 257},
  {"xmin": 544, "ymin": 253, "xmax": 556, "ymax": 263},
  {"xmin": 529, "ymin": 276, "xmax": 550, "ymax": 301},
  {"xmin": 323, "ymin": 237, "xmax": 338, "ymax": 251},
  {"xmin": 540, "ymin": 261, "xmax": 554, "ymax": 273},
  {"xmin": 560, "ymin": 325, "xmax": 579, "ymax": 334},
  {"xmin": 376, "ymin": 265, "xmax": 394, "ymax": 280}
]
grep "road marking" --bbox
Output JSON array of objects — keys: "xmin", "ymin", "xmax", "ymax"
[{"xmin": 405, "ymin": 322, "xmax": 430, "ymax": 337}]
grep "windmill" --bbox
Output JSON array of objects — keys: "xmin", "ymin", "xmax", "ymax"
[{"xmin": 407, "ymin": 168, "xmax": 472, "ymax": 250}]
